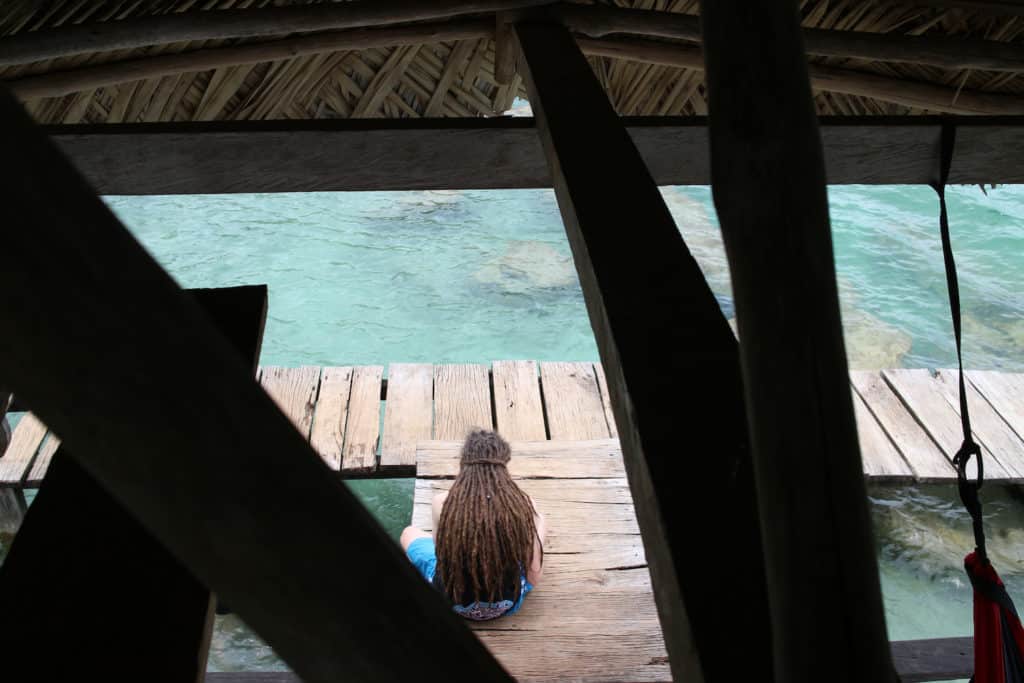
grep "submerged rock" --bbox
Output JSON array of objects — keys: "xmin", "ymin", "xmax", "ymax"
[{"xmin": 474, "ymin": 241, "xmax": 577, "ymax": 294}]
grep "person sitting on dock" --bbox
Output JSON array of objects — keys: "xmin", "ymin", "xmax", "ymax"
[{"xmin": 400, "ymin": 429, "xmax": 545, "ymax": 620}]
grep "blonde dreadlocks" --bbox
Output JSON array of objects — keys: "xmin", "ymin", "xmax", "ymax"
[{"xmin": 435, "ymin": 429, "xmax": 539, "ymax": 604}]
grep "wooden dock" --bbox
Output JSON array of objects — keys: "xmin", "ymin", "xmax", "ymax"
[
  {"xmin": 1, "ymin": 363, "xmax": 1023, "ymax": 489},
  {"xmin": 2, "ymin": 362, "xmax": 1018, "ymax": 681}
]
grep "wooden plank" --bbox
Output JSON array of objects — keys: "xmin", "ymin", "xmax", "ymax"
[
  {"xmin": 516, "ymin": 21, "xmax": 771, "ymax": 683},
  {"xmin": 540, "ymin": 361, "xmax": 610, "ymax": 440},
  {"xmin": 491, "ymin": 360, "xmax": 546, "ymax": 441},
  {"xmin": 890, "ymin": 637, "xmax": 973, "ymax": 683},
  {"xmin": 433, "ymin": 363, "xmax": 492, "ymax": 440},
  {"xmin": 935, "ymin": 369, "xmax": 1024, "ymax": 481},
  {"xmin": 0, "ymin": 286, "xmax": 268, "ymax": 683},
  {"xmin": 309, "ymin": 366, "xmax": 353, "ymax": 471},
  {"xmin": 380, "ymin": 363, "xmax": 433, "ymax": 471},
  {"xmin": 412, "ymin": 437, "xmax": 667, "ymax": 682},
  {"xmin": 341, "ymin": 365, "xmax": 383, "ymax": 473},
  {"xmin": 701, "ymin": 0, "xmax": 893, "ymax": 679},
  {"xmin": 966, "ymin": 370, "xmax": 1024, "ymax": 441},
  {"xmin": 43, "ymin": 118, "xmax": 1024, "ymax": 195},
  {"xmin": 851, "ymin": 389, "xmax": 914, "ymax": 481},
  {"xmin": 593, "ymin": 362, "xmax": 619, "ymax": 439},
  {"xmin": 883, "ymin": 369, "xmax": 1011, "ymax": 481},
  {"xmin": 260, "ymin": 365, "xmax": 321, "ymax": 440},
  {"xmin": 416, "ymin": 439, "xmax": 625, "ymax": 479},
  {"xmin": 850, "ymin": 371, "xmax": 954, "ymax": 481},
  {"xmin": 0, "ymin": 90, "xmax": 509, "ymax": 683},
  {"xmin": 0, "ymin": 412, "xmax": 46, "ymax": 486},
  {"xmin": 25, "ymin": 433, "xmax": 61, "ymax": 487}
]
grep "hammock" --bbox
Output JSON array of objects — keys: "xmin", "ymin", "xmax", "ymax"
[{"xmin": 932, "ymin": 124, "xmax": 1024, "ymax": 683}]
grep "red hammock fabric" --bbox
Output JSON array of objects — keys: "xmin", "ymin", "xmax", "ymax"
[{"xmin": 967, "ymin": 551, "xmax": 1024, "ymax": 683}]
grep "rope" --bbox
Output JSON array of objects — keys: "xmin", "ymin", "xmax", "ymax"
[{"xmin": 930, "ymin": 121, "xmax": 987, "ymax": 563}]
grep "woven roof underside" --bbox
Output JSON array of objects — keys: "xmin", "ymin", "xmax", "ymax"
[{"xmin": 1, "ymin": 0, "xmax": 1023, "ymax": 123}]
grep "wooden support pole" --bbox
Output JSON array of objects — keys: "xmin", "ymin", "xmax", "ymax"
[
  {"xmin": 6, "ymin": 21, "xmax": 492, "ymax": 101},
  {"xmin": 515, "ymin": 21, "xmax": 773, "ymax": 683},
  {"xmin": 0, "ymin": 88, "xmax": 510, "ymax": 683},
  {"xmin": 0, "ymin": 286, "xmax": 266, "ymax": 681},
  {"xmin": 577, "ymin": 36, "xmax": 1024, "ymax": 115},
  {"xmin": 558, "ymin": 3, "xmax": 1024, "ymax": 72},
  {"xmin": 700, "ymin": 2, "xmax": 895, "ymax": 682},
  {"xmin": 0, "ymin": 0, "xmax": 552, "ymax": 67},
  {"xmin": 494, "ymin": 13, "xmax": 519, "ymax": 85}
]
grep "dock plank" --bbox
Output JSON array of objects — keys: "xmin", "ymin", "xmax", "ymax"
[
  {"xmin": 0, "ymin": 413, "xmax": 47, "ymax": 486},
  {"xmin": 539, "ymin": 362, "xmax": 610, "ymax": 440},
  {"xmin": 381, "ymin": 363, "xmax": 434, "ymax": 471},
  {"xmin": 935, "ymin": 369, "xmax": 1024, "ymax": 481},
  {"xmin": 259, "ymin": 366, "xmax": 321, "ymax": 440},
  {"xmin": 492, "ymin": 360, "xmax": 547, "ymax": 441},
  {"xmin": 850, "ymin": 371, "xmax": 953, "ymax": 482},
  {"xmin": 342, "ymin": 365, "xmax": 383, "ymax": 473},
  {"xmin": 25, "ymin": 433, "xmax": 61, "ymax": 487},
  {"xmin": 412, "ymin": 439, "xmax": 669, "ymax": 683},
  {"xmin": 309, "ymin": 367, "xmax": 353, "ymax": 471},
  {"xmin": 417, "ymin": 439, "xmax": 624, "ymax": 479},
  {"xmin": 851, "ymin": 389, "xmax": 913, "ymax": 481},
  {"xmin": 434, "ymin": 364, "xmax": 492, "ymax": 440},
  {"xmin": 966, "ymin": 371, "xmax": 1024, "ymax": 442},
  {"xmin": 593, "ymin": 363, "xmax": 619, "ymax": 438},
  {"xmin": 883, "ymin": 369, "xmax": 1011, "ymax": 481}
]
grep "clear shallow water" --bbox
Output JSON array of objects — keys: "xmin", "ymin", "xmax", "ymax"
[{"xmin": 2, "ymin": 185, "xmax": 1022, "ymax": 671}]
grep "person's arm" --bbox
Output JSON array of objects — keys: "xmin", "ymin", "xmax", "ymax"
[
  {"xmin": 527, "ymin": 497, "xmax": 546, "ymax": 587},
  {"xmin": 431, "ymin": 490, "xmax": 448, "ymax": 532}
]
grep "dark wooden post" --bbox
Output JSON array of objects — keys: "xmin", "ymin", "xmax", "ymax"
[
  {"xmin": 0, "ymin": 88, "xmax": 510, "ymax": 683},
  {"xmin": 515, "ymin": 21, "xmax": 774, "ymax": 683},
  {"xmin": 0, "ymin": 286, "xmax": 266, "ymax": 682},
  {"xmin": 700, "ymin": 2, "xmax": 896, "ymax": 682}
]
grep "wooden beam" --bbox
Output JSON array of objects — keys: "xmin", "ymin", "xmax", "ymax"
[
  {"xmin": 198, "ymin": 638, "xmax": 973, "ymax": 683},
  {"xmin": 0, "ymin": 286, "xmax": 264, "ymax": 682},
  {"xmin": 7, "ymin": 21, "xmax": 493, "ymax": 100},
  {"xmin": 0, "ymin": 0, "xmax": 552, "ymax": 67},
  {"xmin": 558, "ymin": 3, "xmax": 1024, "ymax": 72},
  {"xmin": 515, "ymin": 21, "xmax": 773, "ymax": 683},
  {"xmin": 700, "ymin": 1, "xmax": 895, "ymax": 682},
  {"xmin": 494, "ymin": 13, "xmax": 518, "ymax": 85},
  {"xmin": 578, "ymin": 36, "xmax": 1024, "ymax": 115},
  {"xmin": 41, "ymin": 117, "xmax": 1024, "ymax": 194},
  {"xmin": 0, "ymin": 89, "xmax": 510, "ymax": 683}
]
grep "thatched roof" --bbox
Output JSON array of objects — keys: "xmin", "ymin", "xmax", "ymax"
[{"xmin": 2, "ymin": 0, "xmax": 1023, "ymax": 124}]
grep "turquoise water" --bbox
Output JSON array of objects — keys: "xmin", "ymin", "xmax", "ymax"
[{"xmin": 2, "ymin": 184, "xmax": 1022, "ymax": 671}]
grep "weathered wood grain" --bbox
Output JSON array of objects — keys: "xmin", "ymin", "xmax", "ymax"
[
  {"xmin": 935, "ymin": 369, "xmax": 1024, "ymax": 481},
  {"xmin": 433, "ymin": 363, "xmax": 492, "ymax": 440},
  {"xmin": 593, "ymin": 362, "xmax": 619, "ymax": 438},
  {"xmin": 25, "ymin": 433, "xmax": 61, "ymax": 487},
  {"xmin": 309, "ymin": 366, "xmax": 353, "ymax": 471},
  {"xmin": 890, "ymin": 636, "xmax": 973, "ymax": 683},
  {"xmin": 417, "ymin": 439, "xmax": 624, "ymax": 478},
  {"xmin": 883, "ymin": 369, "xmax": 1010, "ymax": 480},
  {"xmin": 539, "ymin": 361, "xmax": 610, "ymax": 440},
  {"xmin": 492, "ymin": 360, "xmax": 547, "ymax": 441},
  {"xmin": 342, "ymin": 365, "xmax": 384, "ymax": 473},
  {"xmin": 966, "ymin": 370, "xmax": 1024, "ymax": 441},
  {"xmin": 412, "ymin": 437, "xmax": 668, "ymax": 682},
  {"xmin": 852, "ymin": 389, "xmax": 914, "ymax": 481},
  {"xmin": 381, "ymin": 363, "xmax": 434, "ymax": 471},
  {"xmin": 851, "ymin": 371, "xmax": 955, "ymax": 482},
  {"xmin": 260, "ymin": 366, "xmax": 322, "ymax": 441},
  {"xmin": 44, "ymin": 119, "xmax": 1024, "ymax": 196},
  {"xmin": 0, "ymin": 412, "xmax": 46, "ymax": 486}
]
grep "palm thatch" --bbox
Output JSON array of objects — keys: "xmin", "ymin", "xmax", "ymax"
[{"xmin": 1, "ymin": 0, "xmax": 1023, "ymax": 124}]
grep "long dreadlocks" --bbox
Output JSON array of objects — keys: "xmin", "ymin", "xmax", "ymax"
[{"xmin": 435, "ymin": 429, "xmax": 539, "ymax": 605}]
